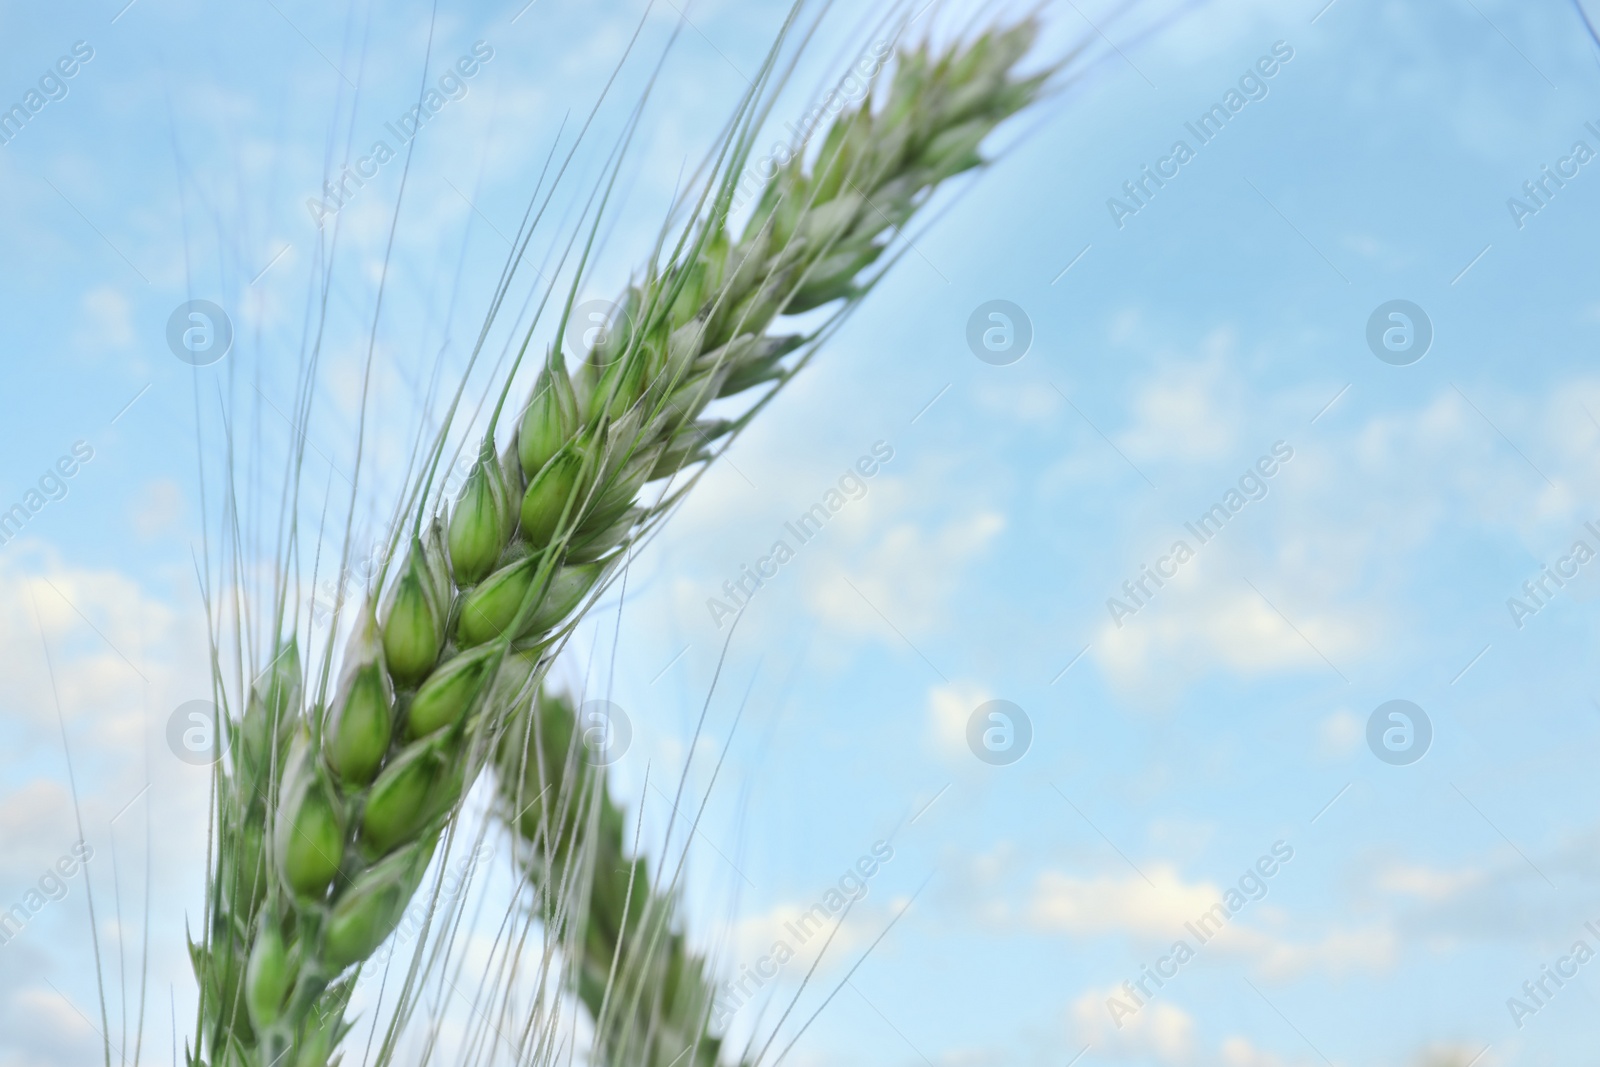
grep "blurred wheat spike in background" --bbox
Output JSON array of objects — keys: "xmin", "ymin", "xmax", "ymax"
[{"xmin": 188, "ymin": 6, "xmax": 1051, "ymax": 1066}]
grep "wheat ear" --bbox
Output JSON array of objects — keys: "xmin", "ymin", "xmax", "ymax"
[
  {"xmin": 194, "ymin": 16, "xmax": 1045, "ymax": 1067},
  {"xmin": 496, "ymin": 687, "xmax": 730, "ymax": 1067},
  {"xmin": 493, "ymin": 26, "xmax": 1052, "ymax": 1067}
]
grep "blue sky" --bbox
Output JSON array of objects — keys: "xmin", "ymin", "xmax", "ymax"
[{"xmin": 4, "ymin": 0, "xmax": 1600, "ymax": 1065}]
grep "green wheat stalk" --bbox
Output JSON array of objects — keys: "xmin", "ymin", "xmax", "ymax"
[{"xmin": 189, "ymin": 8, "xmax": 1047, "ymax": 1067}]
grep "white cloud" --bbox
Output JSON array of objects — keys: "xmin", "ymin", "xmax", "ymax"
[
  {"xmin": 1118, "ymin": 336, "xmax": 1242, "ymax": 465},
  {"xmin": 1317, "ymin": 709, "xmax": 1362, "ymax": 759},
  {"xmin": 0, "ymin": 546, "xmax": 180, "ymax": 742},
  {"xmin": 1070, "ymin": 985, "xmax": 1195, "ymax": 1063},
  {"xmin": 1374, "ymin": 862, "xmax": 1485, "ymax": 903},
  {"xmin": 1093, "ymin": 575, "xmax": 1363, "ymax": 693},
  {"xmin": 130, "ymin": 479, "xmax": 185, "ymax": 540},
  {"xmin": 973, "ymin": 380, "xmax": 1062, "ymax": 424},
  {"xmin": 1244, "ymin": 924, "xmax": 1396, "ymax": 981},
  {"xmin": 1071, "ymin": 371, "xmax": 1600, "ymax": 700},
  {"xmin": 931, "ymin": 841, "xmax": 1023, "ymax": 930},
  {"xmin": 927, "ymin": 680, "xmax": 991, "ymax": 757},
  {"xmin": 1367, "ymin": 840, "xmax": 1579, "ymax": 943},
  {"xmin": 1069, "ymin": 984, "xmax": 1323, "ymax": 1067},
  {"xmin": 72, "ymin": 286, "xmax": 133, "ymax": 354},
  {"xmin": 805, "ymin": 506, "xmax": 1004, "ymax": 639},
  {"xmin": 1219, "ymin": 1036, "xmax": 1294, "ymax": 1067},
  {"xmin": 1031, "ymin": 866, "xmax": 1220, "ymax": 939},
  {"xmin": 1029, "ymin": 866, "xmax": 1393, "ymax": 981},
  {"xmin": 0, "ymin": 986, "xmax": 100, "ymax": 1064},
  {"xmin": 0, "ymin": 543, "xmax": 214, "ymax": 1059},
  {"xmin": 0, "ymin": 781, "xmax": 78, "ymax": 884},
  {"xmin": 1408, "ymin": 1043, "xmax": 1502, "ymax": 1067},
  {"xmin": 638, "ymin": 435, "xmax": 1010, "ymax": 661},
  {"xmin": 725, "ymin": 895, "xmax": 882, "ymax": 977}
]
